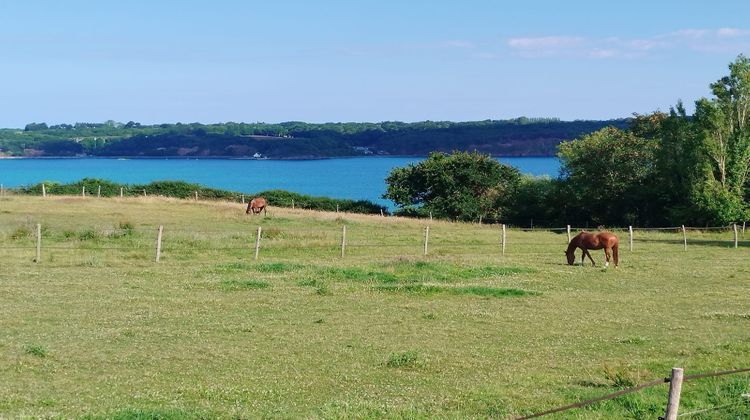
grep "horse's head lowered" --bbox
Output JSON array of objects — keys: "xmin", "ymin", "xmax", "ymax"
[{"xmin": 564, "ymin": 249, "xmax": 576, "ymax": 265}]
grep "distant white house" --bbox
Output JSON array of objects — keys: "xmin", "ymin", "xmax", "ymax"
[{"xmin": 353, "ymin": 146, "xmax": 373, "ymax": 155}]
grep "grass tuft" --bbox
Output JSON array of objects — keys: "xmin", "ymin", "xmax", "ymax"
[
  {"xmin": 86, "ymin": 408, "xmax": 209, "ymax": 419},
  {"xmin": 78, "ymin": 229, "xmax": 101, "ymax": 241},
  {"xmin": 315, "ymin": 285, "xmax": 331, "ymax": 295},
  {"xmin": 254, "ymin": 262, "xmax": 303, "ymax": 273},
  {"xmin": 375, "ymin": 283, "xmax": 538, "ymax": 298},
  {"xmin": 602, "ymin": 364, "xmax": 651, "ymax": 388},
  {"xmin": 616, "ymin": 336, "xmax": 648, "ymax": 345},
  {"xmin": 219, "ymin": 279, "xmax": 269, "ymax": 291},
  {"xmin": 385, "ymin": 351, "xmax": 421, "ymax": 368},
  {"xmin": 24, "ymin": 344, "xmax": 48, "ymax": 358},
  {"xmin": 10, "ymin": 226, "xmax": 31, "ymax": 240}
]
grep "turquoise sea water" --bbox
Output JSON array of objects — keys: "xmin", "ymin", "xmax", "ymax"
[{"xmin": 0, "ymin": 157, "xmax": 560, "ymax": 207}]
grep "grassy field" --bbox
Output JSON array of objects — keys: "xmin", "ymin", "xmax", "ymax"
[{"xmin": 1, "ymin": 196, "xmax": 749, "ymax": 419}]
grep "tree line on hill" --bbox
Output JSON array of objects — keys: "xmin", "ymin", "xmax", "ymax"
[
  {"xmin": 385, "ymin": 55, "xmax": 750, "ymax": 227},
  {"xmin": 0, "ymin": 118, "xmax": 627, "ymax": 158}
]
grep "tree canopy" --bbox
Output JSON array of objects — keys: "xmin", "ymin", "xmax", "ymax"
[
  {"xmin": 384, "ymin": 151, "xmax": 521, "ymax": 222},
  {"xmin": 385, "ymin": 55, "xmax": 750, "ymax": 226}
]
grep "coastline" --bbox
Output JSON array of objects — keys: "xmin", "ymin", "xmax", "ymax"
[{"xmin": 0, "ymin": 153, "xmax": 557, "ymax": 160}]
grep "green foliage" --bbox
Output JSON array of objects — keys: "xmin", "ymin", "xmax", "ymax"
[
  {"xmin": 688, "ymin": 55, "xmax": 750, "ymax": 224},
  {"xmin": 557, "ymin": 127, "xmax": 658, "ymax": 225},
  {"xmin": 16, "ymin": 179, "xmax": 385, "ymax": 215},
  {"xmin": 384, "ymin": 151, "xmax": 521, "ymax": 222},
  {"xmin": 256, "ymin": 189, "xmax": 386, "ymax": 214},
  {"xmin": 507, "ymin": 176, "xmax": 569, "ymax": 226},
  {"xmin": 0, "ymin": 119, "xmax": 628, "ymax": 158}
]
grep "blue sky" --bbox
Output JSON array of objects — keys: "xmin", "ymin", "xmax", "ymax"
[{"xmin": 1, "ymin": 0, "xmax": 749, "ymax": 127}]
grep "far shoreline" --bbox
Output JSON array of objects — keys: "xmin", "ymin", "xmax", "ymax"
[{"xmin": 0, "ymin": 154, "xmax": 557, "ymax": 160}]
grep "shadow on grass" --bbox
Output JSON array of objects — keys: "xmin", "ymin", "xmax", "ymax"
[
  {"xmin": 635, "ymin": 238, "xmax": 750, "ymax": 248},
  {"xmin": 374, "ymin": 284, "xmax": 539, "ymax": 298}
]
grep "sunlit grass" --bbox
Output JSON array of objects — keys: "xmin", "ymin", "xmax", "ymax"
[{"xmin": 0, "ymin": 196, "xmax": 748, "ymax": 418}]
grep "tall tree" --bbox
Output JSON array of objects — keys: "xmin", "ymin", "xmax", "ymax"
[
  {"xmin": 557, "ymin": 127, "xmax": 657, "ymax": 225},
  {"xmin": 690, "ymin": 55, "xmax": 750, "ymax": 223},
  {"xmin": 384, "ymin": 151, "xmax": 521, "ymax": 222}
]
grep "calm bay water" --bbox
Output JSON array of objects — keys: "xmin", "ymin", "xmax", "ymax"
[{"xmin": 0, "ymin": 157, "xmax": 560, "ymax": 207}]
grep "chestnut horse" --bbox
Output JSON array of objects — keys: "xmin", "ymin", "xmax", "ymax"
[
  {"xmin": 565, "ymin": 231, "xmax": 619, "ymax": 267},
  {"xmin": 246, "ymin": 197, "xmax": 267, "ymax": 215}
]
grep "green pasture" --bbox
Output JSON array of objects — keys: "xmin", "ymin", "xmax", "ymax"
[{"xmin": 0, "ymin": 196, "xmax": 748, "ymax": 418}]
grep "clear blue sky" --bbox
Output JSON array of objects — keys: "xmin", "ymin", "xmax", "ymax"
[{"xmin": 1, "ymin": 0, "xmax": 749, "ymax": 128}]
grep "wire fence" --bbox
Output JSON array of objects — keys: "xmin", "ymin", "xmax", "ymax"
[
  {"xmin": 517, "ymin": 367, "xmax": 750, "ymax": 419},
  {"xmin": 0, "ymin": 220, "xmax": 748, "ymax": 265}
]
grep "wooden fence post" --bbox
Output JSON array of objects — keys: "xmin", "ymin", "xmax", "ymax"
[
  {"xmin": 501, "ymin": 224, "xmax": 506, "ymax": 255},
  {"xmin": 254, "ymin": 226, "xmax": 262, "ymax": 260},
  {"xmin": 120, "ymin": 187, "xmax": 123, "ymax": 198},
  {"xmin": 628, "ymin": 226, "xmax": 633, "ymax": 252},
  {"xmin": 143, "ymin": 189, "xmax": 146, "ymax": 197},
  {"xmin": 340, "ymin": 225, "xmax": 346, "ymax": 258},
  {"xmin": 733, "ymin": 223, "xmax": 738, "ymax": 248},
  {"xmin": 567, "ymin": 225, "xmax": 571, "ymax": 243},
  {"xmin": 97, "ymin": 185, "xmax": 101, "ymax": 197},
  {"xmin": 681, "ymin": 225, "xmax": 687, "ymax": 251},
  {"xmin": 35, "ymin": 223, "xmax": 41, "ymax": 263},
  {"xmin": 155, "ymin": 225, "xmax": 163, "ymax": 262},
  {"xmin": 82, "ymin": 185, "xmax": 86, "ymax": 197},
  {"xmin": 291, "ymin": 199, "xmax": 294, "ymax": 209},
  {"xmin": 42, "ymin": 183, "xmax": 46, "ymax": 197},
  {"xmin": 194, "ymin": 191, "xmax": 198, "ymax": 201},
  {"xmin": 0, "ymin": 184, "xmax": 4, "ymax": 196},
  {"xmin": 380, "ymin": 209, "xmax": 384, "ymax": 217},
  {"xmin": 429, "ymin": 211, "xmax": 433, "ymax": 221},
  {"xmin": 336, "ymin": 204, "xmax": 339, "ymax": 213},
  {"xmin": 663, "ymin": 367, "xmax": 684, "ymax": 420},
  {"xmin": 743, "ymin": 221, "xmax": 746, "ymax": 237},
  {"xmin": 423, "ymin": 226, "xmax": 430, "ymax": 256},
  {"xmin": 241, "ymin": 194, "xmax": 245, "ymax": 204}
]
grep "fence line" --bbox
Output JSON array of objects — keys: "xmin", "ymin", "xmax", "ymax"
[
  {"xmin": 516, "ymin": 367, "xmax": 750, "ymax": 419},
  {"xmin": 2, "ymin": 221, "xmax": 748, "ymax": 264}
]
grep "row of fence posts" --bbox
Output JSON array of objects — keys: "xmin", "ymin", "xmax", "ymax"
[
  {"xmin": 29, "ymin": 183, "xmax": 226, "ymax": 201},
  {"xmin": 564, "ymin": 224, "xmax": 742, "ymax": 250},
  {"xmin": 29, "ymin": 223, "xmax": 460, "ymax": 263},
  {"xmin": 24, "ymin": 220, "xmax": 749, "ymax": 264},
  {"xmin": 26, "ymin": 184, "xmax": 382, "ymax": 214},
  {"xmin": 9, "ymin": 185, "xmax": 750, "ymax": 234}
]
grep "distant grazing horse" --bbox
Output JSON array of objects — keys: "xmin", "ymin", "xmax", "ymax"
[
  {"xmin": 246, "ymin": 197, "xmax": 267, "ymax": 216},
  {"xmin": 565, "ymin": 231, "xmax": 619, "ymax": 267}
]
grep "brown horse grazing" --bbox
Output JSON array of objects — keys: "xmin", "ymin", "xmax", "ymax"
[
  {"xmin": 246, "ymin": 197, "xmax": 267, "ymax": 215},
  {"xmin": 565, "ymin": 231, "xmax": 619, "ymax": 267}
]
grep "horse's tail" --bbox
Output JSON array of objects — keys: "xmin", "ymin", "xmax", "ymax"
[{"xmin": 613, "ymin": 243, "xmax": 619, "ymax": 267}]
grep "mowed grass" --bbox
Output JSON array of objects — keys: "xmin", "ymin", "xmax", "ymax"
[{"xmin": 0, "ymin": 196, "xmax": 749, "ymax": 418}]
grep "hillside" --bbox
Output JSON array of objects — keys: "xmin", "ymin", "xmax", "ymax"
[{"xmin": 0, "ymin": 119, "xmax": 629, "ymax": 158}]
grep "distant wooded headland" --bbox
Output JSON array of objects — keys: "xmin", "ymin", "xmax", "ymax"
[{"xmin": 0, "ymin": 118, "xmax": 628, "ymax": 159}]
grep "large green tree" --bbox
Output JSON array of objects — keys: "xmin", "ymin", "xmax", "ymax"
[
  {"xmin": 557, "ymin": 126, "xmax": 657, "ymax": 225},
  {"xmin": 689, "ymin": 55, "xmax": 750, "ymax": 224},
  {"xmin": 384, "ymin": 151, "xmax": 521, "ymax": 222}
]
